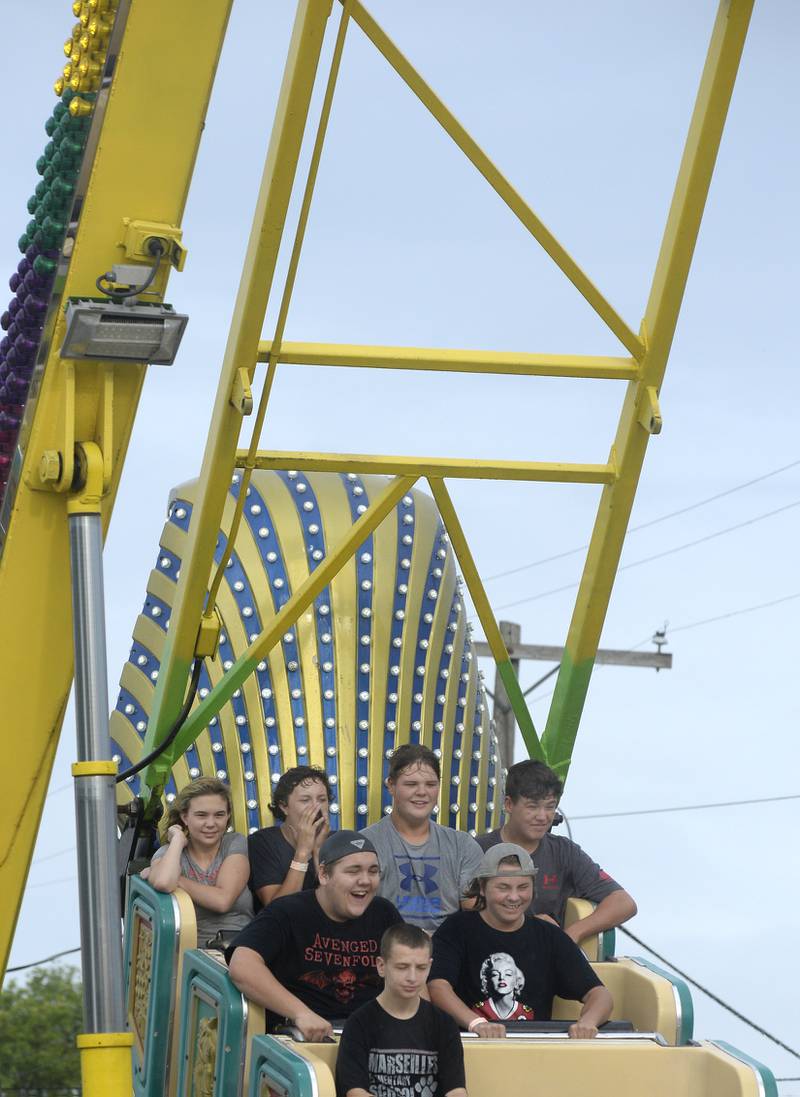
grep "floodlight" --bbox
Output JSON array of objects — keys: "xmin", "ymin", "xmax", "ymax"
[{"xmin": 60, "ymin": 298, "xmax": 188, "ymax": 365}]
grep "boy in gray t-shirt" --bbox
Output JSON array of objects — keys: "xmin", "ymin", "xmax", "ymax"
[{"xmin": 361, "ymin": 744, "xmax": 482, "ymax": 931}]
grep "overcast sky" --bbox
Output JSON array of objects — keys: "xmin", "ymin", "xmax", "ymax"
[{"xmin": 4, "ymin": 1, "xmax": 799, "ymax": 1089}]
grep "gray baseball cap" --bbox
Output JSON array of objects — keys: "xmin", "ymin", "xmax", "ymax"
[
  {"xmin": 477, "ymin": 842, "xmax": 538, "ymax": 879},
  {"xmin": 318, "ymin": 829, "xmax": 379, "ymax": 867}
]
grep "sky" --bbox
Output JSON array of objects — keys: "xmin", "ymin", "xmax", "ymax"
[{"xmin": 3, "ymin": 0, "xmax": 799, "ymax": 1090}]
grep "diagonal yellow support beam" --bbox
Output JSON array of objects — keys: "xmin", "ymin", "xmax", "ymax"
[
  {"xmin": 142, "ymin": 475, "xmax": 417, "ymax": 791},
  {"xmin": 256, "ymin": 341, "xmax": 640, "ymax": 380},
  {"xmin": 427, "ymin": 478, "xmax": 544, "ymax": 763},
  {"xmin": 140, "ymin": 0, "xmax": 336, "ymax": 790},
  {"xmin": 541, "ymin": 0, "xmax": 755, "ymax": 778},
  {"xmin": 347, "ymin": 0, "xmax": 644, "ymax": 360},
  {"xmin": 237, "ymin": 450, "xmax": 617, "ymax": 485}
]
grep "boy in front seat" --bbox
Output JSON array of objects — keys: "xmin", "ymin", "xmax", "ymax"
[{"xmin": 337, "ymin": 922, "xmax": 467, "ymax": 1097}]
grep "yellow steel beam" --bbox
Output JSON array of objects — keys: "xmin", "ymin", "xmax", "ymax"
[
  {"xmin": 256, "ymin": 341, "xmax": 639, "ymax": 380},
  {"xmin": 237, "ymin": 450, "xmax": 617, "ymax": 485},
  {"xmin": 140, "ymin": 0, "xmax": 336, "ymax": 792},
  {"xmin": 541, "ymin": 0, "xmax": 755, "ymax": 777},
  {"xmin": 427, "ymin": 479, "xmax": 544, "ymax": 762},
  {"xmin": 0, "ymin": 0, "xmax": 234, "ymax": 979},
  {"xmin": 347, "ymin": 0, "xmax": 644, "ymax": 360}
]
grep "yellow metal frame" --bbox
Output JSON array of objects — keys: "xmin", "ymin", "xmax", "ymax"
[
  {"xmin": 0, "ymin": 0, "xmax": 234, "ymax": 979},
  {"xmin": 136, "ymin": 0, "xmax": 753, "ymax": 799}
]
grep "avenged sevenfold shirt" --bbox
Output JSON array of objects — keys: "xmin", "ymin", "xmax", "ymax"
[{"xmin": 225, "ymin": 890, "xmax": 402, "ymax": 1029}]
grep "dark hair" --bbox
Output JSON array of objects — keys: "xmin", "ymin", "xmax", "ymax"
[
  {"xmin": 269, "ymin": 765, "xmax": 332, "ymax": 821},
  {"xmin": 380, "ymin": 922, "xmax": 432, "ymax": 960},
  {"xmin": 162, "ymin": 777, "xmax": 231, "ymax": 840},
  {"xmin": 504, "ymin": 760, "xmax": 563, "ymax": 804},
  {"xmin": 387, "ymin": 743, "xmax": 440, "ymax": 783},
  {"xmin": 462, "ymin": 854, "xmax": 530, "ymax": 911}
]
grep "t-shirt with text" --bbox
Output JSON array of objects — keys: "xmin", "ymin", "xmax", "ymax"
[
  {"xmin": 248, "ymin": 824, "xmax": 318, "ymax": 911},
  {"xmin": 361, "ymin": 817, "xmax": 483, "ymax": 931},
  {"xmin": 225, "ymin": 889, "xmax": 402, "ymax": 1028},
  {"xmin": 475, "ymin": 830, "xmax": 622, "ymax": 924},
  {"xmin": 336, "ymin": 998, "xmax": 465, "ymax": 1097},
  {"xmin": 429, "ymin": 909, "xmax": 601, "ymax": 1023}
]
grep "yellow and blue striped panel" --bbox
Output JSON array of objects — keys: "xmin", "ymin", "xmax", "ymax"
[{"xmin": 111, "ymin": 471, "xmax": 502, "ymax": 837}]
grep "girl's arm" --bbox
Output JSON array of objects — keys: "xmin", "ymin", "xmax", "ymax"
[
  {"xmin": 146, "ymin": 825, "xmax": 187, "ymax": 894},
  {"xmin": 178, "ymin": 850, "xmax": 250, "ymax": 913}
]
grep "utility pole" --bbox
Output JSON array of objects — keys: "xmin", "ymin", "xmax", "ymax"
[{"xmin": 477, "ymin": 622, "xmax": 671, "ymax": 769}]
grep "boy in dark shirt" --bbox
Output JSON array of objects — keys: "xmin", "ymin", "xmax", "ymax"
[
  {"xmin": 429, "ymin": 843, "xmax": 612, "ymax": 1038},
  {"xmin": 337, "ymin": 924, "xmax": 467, "ymax": 1097},
  {"xmin": 227, "ymin": 830, "xmax": 401, "ymax": 1040}
]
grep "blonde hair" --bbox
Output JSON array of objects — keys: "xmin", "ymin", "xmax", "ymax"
[{"xmin": 161, "ymin": 777, "xmax": 232, "ymax": 840}]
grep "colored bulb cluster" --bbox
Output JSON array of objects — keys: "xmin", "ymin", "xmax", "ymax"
[{"xmin": 0, "ymin": 0, "xmax": 117, "ymax": 502}]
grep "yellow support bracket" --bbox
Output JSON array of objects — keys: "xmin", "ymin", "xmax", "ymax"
[
  {"xmin": 71, "ymin": 760, "xmax": 118, "ymax": 777},
  {"xmin": 76, "ymin": 1032, "xmax": 134, "ymax": 1097}
]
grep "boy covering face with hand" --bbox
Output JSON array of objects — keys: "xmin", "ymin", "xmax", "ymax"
[{"xmin": 336, "ymin": 923, "xmax": 467, "ymax": 1097}]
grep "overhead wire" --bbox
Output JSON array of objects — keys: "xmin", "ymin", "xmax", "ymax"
[
  {"xmin": 486, "ymin": 458, "xmax": 800, "ymax": 582},
  {"xmin": 6, "ymin": 946, "xmax": 81, "ymax": 974},
  {"xmin": 571, "ymin": 792, "xmax": 800, "ymax": 820},
  {"xmin": 495, "ymin": 498, "xmax": 800, "ymax": 610},
  {"xmin": 617, "ymin": 926, "xmax": 800, "ymax": 1061}
]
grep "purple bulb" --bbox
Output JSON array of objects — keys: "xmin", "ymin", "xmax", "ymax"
[
  {"xmin": 17, "ymin": 258, "xmax": 31, "ymax": 277},
  {"xmin": 22, "ymin": 295, "xmax": 48, "ymax": 320},
  {"xmin": 25, "ymin": 244, "xmax": 41, "ymax": 264},
  {"xmin": 0, "ymin": 313, "xmax": 11, "ymax": 331},
  {"xmin": 9, "ymin": 273, "xmax": 22, "ymax": 293},
  {"xmin": 0, "ymin": 410, "xmax": 21, "ymax": 430},
  {"xmin": 14, "ymin": 333, "xmax": 38, "ymax": 357},
  {"xmin": 5, "ymin": 375, "xmax": 30, "ymax": 401},
  {"xmin": 0, "ymin": 337, "xmax": 10, "ymax": 355},
  {"xmin": 7, "ymin": 300, "xmax": 22, "ymax": 320}
]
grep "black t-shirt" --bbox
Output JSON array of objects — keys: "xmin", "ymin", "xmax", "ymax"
[
  {"xmin": 226, "ymin": 890, "xmax": 402, "ymax": 1029},
  {"xmin": 336, "ymin": 999, "xmax": 465, "ymax": 1097},
  {"xmin": 429, "ymin": 910, "xmax": 601, "ymax": 1023},
  {"xmin": 248, "ymin": 824, "xmax": 318, "ymax": 910}
]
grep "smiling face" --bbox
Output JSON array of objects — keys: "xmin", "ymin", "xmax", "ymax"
[
  {"xmin": 504, "ymin": 794, "xmax": 559, "ymax": 848},
  {"xmin": 487, "ymin": 955, "xmax": 521, "ymax": 997},
  {"xmin": 377, "ymin": 942, "xmax": 432, "ymax": 1000},
  {"xmin": 181, "ymin": 794, "xmax": 230, "ymax": 849},
  {"xmin": 318, "ymin": 852, "xmax": 381, "ymax": 921},
  {"xmin": 482, "ymin": 874, "xmax": 534, "ymax": 929},
  {"xmin": 387, "ymin": 763, "xmax": 440, "ymax": 826},
  {"xmin": 283, "ymin": 778, "xmax": 330, "ymax": 831}
]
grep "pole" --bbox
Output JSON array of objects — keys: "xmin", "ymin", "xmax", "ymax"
[
  {"xmin": 67, "ymin": 443, "xmax": 131, "ymax": 1091},
  {"xmin": 492, "ymin": 620, "xmax": 521, "ymax": 769}
]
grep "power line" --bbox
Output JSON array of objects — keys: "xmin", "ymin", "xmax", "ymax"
[
  {"xmin": 26, "ymin": 875, "xmax": 77, "ymax": 890},
  {"xmin": 496, "ymin": 499, "xmax": 800, "ymax": 610},
  {"xmin": 570, "ymin": 792, "xmax": 800, "ymax": 820},
  {"xmin": 618, "ymin": 926, "xmax": 800, "ymax": 1061},
  {"xmin": 667, "ymin": 591, "xmax": 800, "ymax": 634},
  {"xmin": 486, "ymin": 458, "xmax": 800, "ymax": 582},
  {"xmin": 31, "ymin": 845, "xmax": 76, "ymax": 866},
  {"xmin": 6, "ymin": 946, "xmax": 81, "ymax": 974}
]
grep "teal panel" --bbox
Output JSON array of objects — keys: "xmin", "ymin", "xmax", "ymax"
[
  {"xmin": 124, "ymin": 875, "xmax": 182, "ymax": 1097},
  {"xmin": 629, "ymin": 955, "xmax": 694, "ymax": 1045},
  {"xmin": 176, "ymin": 949, "xmax": 249, "ymax": 1096},
  {"xmin": 599, "ymin": 926, "xmax": 616, "ymax": 960},
  {"xmin": 249, "ymin": 1035, "xmax": 322, "ymax": 1097},
  {"xmin": 712, "ymin": 1041, "xmax": 779, "ymax": 1097}
]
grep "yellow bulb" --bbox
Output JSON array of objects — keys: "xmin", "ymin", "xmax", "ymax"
[
  {"xmin": 71, "ymin": 47, "xmax": 81, "ymax": 65},
  {"xmin": 88, "ymin": 15, "xmax": 111, "ymax": 37},
  {"xmin": 78, "ymin": 57, "xmax": 101, "ymax": 79},
  {"xmin": 80, "ymin": 9, "xmax": 90, "ymax": 26},
  {"xmin": 69, "ymin": 96, "xmax": 94, "ymax": 118},
  {"xmin": 72, "ymin": 0, "xmax": 83, "ymax": 15},
  {"xmin": 72, "ymin": 21, "xmax": 83, "ymax": 39},
  {"xmin": 54, "ymin": 77, "xmax": 66, "ymax": 96},
  {"xmin": 63, "ymin": 38, "xmax": 74, "ymax": 57},
  {"xmin": 63, "ymin": 62, "xmax": 73, "ymax": 80},
  {"xmin": 79, "ymin": 32, "xmax": 91, "ymax": 50}
]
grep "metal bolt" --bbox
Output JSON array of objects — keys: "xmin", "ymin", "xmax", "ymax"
[{"xmin": 40, "ymin": 450, "xmax": 63, "ymax": 485}]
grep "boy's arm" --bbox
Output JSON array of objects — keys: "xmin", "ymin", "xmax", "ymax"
[
  {"xmin": 228, "ymin": 946, "xmax": 332, "ymax": 1041},
  {"xmin": 428, "ymin": 979, "xmax": 504, "ymax": 1039},
  {"xmin": 568, "ymin": 986, "xmax": 614, "ymax": 1038}
]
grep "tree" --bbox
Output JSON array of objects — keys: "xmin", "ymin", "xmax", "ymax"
[{"xmin": 0, "ymin": 964, "xmax": 83, "ymax": 1094}]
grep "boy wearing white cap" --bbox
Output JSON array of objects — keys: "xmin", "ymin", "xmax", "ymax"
[{"xmin": 428, "ymin": 844, "xmax": 613, "ymax": 1039}]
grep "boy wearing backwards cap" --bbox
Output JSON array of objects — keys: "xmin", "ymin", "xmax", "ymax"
[
  {"xmin": 336, "ymin": 923, "xmax": 467, "ymax": 1097},
  {"xmin": 227, "ymin": 830, "xmax": 402, "ymax": 1041},
  {"xmin": 429, "ymin": 844, "xmax": 613, "ymax": 1039}
]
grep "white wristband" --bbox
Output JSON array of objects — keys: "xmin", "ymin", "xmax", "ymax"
[
  {"xmin": 290, "ymin": 859, "xmax": 309, "ymax": 873},
  {"xmin": 467, "ymin": 1017, "xmax": 486, "ymax": 1032}
]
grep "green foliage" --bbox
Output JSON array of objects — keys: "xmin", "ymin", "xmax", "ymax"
[{"xmin": 0, "ymin": 965, "xmax": 83, "ymax": 1093}]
